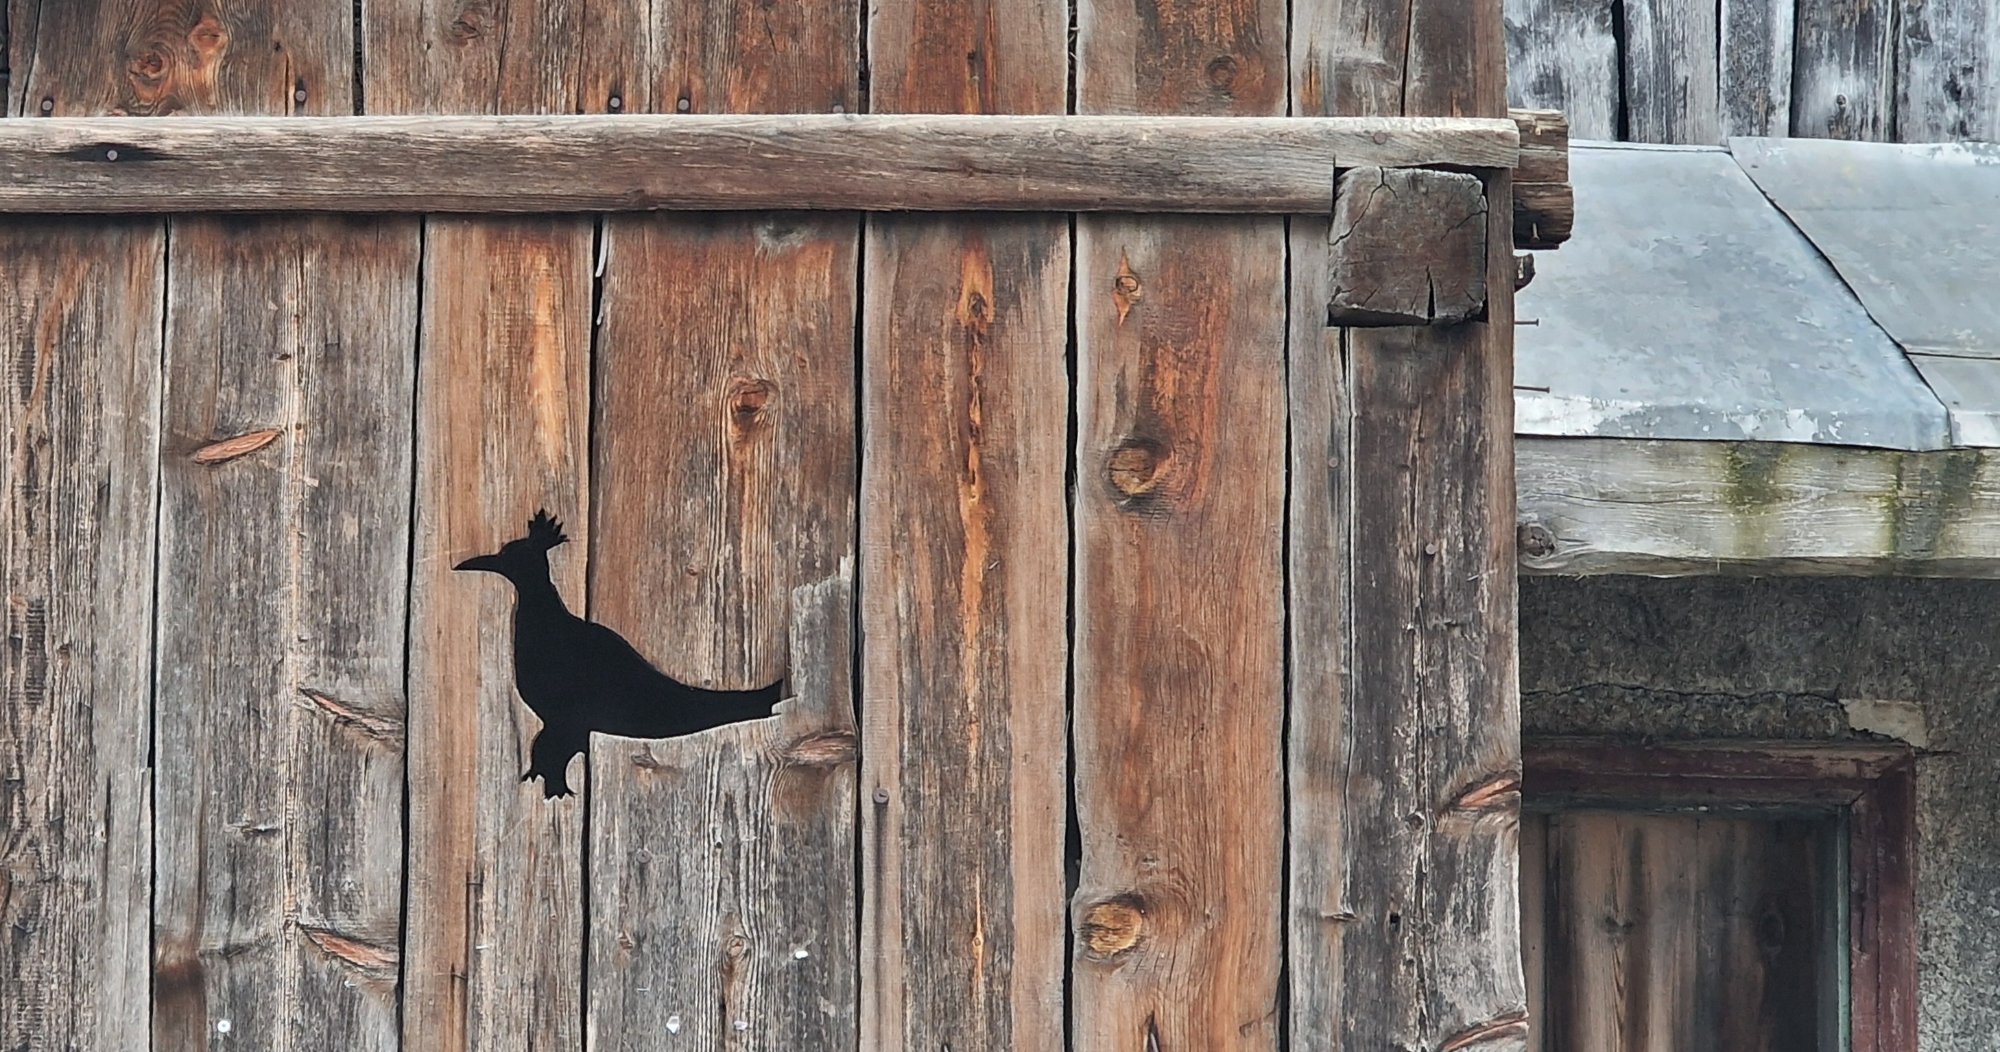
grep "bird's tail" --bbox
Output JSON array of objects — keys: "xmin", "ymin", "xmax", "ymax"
[{"xmin": 657, "ymin": 675, "xmax": 788, "ymax": 736}]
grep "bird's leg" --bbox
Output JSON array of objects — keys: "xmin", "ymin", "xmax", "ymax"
[{"xmin": 522, "ymin": 725, "xmax": 586, "ymax": 799}]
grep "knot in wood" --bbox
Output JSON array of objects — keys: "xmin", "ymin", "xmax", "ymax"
[
  {"xmin": 1080, "ymin": 894, "xmax": 1147, "ymax": 959},
  {"xmin": 1205, "ymin": 56, "xmax": 1239, "ymax": 89},
  {"xmin": 1107, "ymin": 439, "xmax": 1164, "ymax": 497},
  {"xmin": 727, "ymin": 377, "xmax": 776, "ymax": 427},
  {"xmin": 1517, "ymin": 521, "xmax": 1556, "ymax": 558}
]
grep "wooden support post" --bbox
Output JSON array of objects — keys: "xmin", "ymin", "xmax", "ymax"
[
  {"xmin": 1328, "ymin": 167, "xmax": 1492, "ymax": 326},
  {"xmin": 1291, "ymin": 0, "xmax": 1525, "ymax": 1049},
  {"xmin": 1512, "ymin": 109, "xmax": 1576, "ymax": 251}
]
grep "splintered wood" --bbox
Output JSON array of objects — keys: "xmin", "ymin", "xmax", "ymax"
[{"xmin": 1329, "ymin": 167, "xmax": 1492, "ymax": 326}]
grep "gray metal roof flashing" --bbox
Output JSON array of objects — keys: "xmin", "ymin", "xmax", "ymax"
[{"xmin": 1516, "ymin": 138, "xmax": 2000, "ymax": 450}]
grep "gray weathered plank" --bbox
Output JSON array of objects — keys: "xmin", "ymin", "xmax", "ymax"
[
  {"xmin": 5, "ymin": 0, "xmax": 352, "ymax": 117},
  {"xmin": 1624, "ymin": 0, "xmax": 1721, "ymax": 143},
  {"xmin": 1516, "ymin": 436, "xmax": 2000, "ymax": 576},
  {"xmin": 404, "ymin": 219, "xmax": 593, "ymax": 1052},
  {"xmin": 0, "ymin": 114, "xmax": 1521, "ymax": 215},
  {"xmin": 1329, "ymin": 166, "xmax": 1490, "ymax": 325},
  {"xmin": 858, "ymin": 215, "xmax": 1070, "ymax": 1052},
  {"xmin": 0, "ymin": 220, "xmax": 161, "ymax": 1052},
  {"xmin": 1899, "ymin": 0, "xmax": 1997, "ymax": 141},
  {"xmin": 1293, "ymin": 0, "xmax": 1526, "ymax": 1048},
  {"xmin": 1792, "ymin": 0, "xmax": 1897, "ymax": 139},
  {"xmin": 152, "ymin": 217, "xmax": 416, "ymax": 1052},
  {"xmin": 860, "ymin": 4, "xmax": 1069, "ymax": 1048},
  {"xmin": 1502, "ymin": 0, "xmax": 1619, "ymax": 140},
  {"xmin": 587, "ymin": 209, "xmax": 860, "ymax": 1050},
  {"xmin": 576, "ymin": 0, "xmax": 859, "ymax": 115},
  {"xmin": 1721, "ymin": 0, "xmax": 1796, "ymax": 135}
]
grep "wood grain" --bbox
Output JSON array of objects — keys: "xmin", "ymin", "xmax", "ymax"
[
  {"xmin": 1721, "ymin": 0, "xmax": 1797, "ymax": 135},
  {"xmin": 858, "ymin": 6, "xmax": 1069, "ymax": 1050},
  {"xmin": 1792, "ymin": 0, "xmax": 1897, "ymax": 139},
  {"xmin": 1328, "ymin": 167, "xmax": 1490, "ymax": 325},
  {"xmin": 1898, "ymin": 0, "xmax": 1997, "ymax": 141},
  {"xmin": 1530, "ymin": 812, "xmax": 1832, "ymax": 1051},
  {"xmin": 858, "ymin": 216, "xmax": 1070, "ymax": 1052},
  {"xmin": 0, "ymin": 114, "xmax": 1522, "ymax": 215},
  {"xmin": 0, "ymin": 220, "xmax": 161, "ymax": 1052},
  {"xmin": 5, "ymin": 0, "xmax": 352, "ymax": 117},
  {"xmin": 1623, "ymin": 0, "xmax": 1721, "ymax": 143},
  {"xmin": 404, "ymin": 219, "xmax": 594, "ymax": 1052},
  {"xmin": 1293, "ymin": 0, "xmax": 1525, "ymax": 1048},
  {"xmin": 867, "ymin": 0, "xmax": 1068, "ymax": 115},
  {"xmin": 151, "ymin": 216, "xmax": 416, "ymax": 1052},
  {"xmin": 1073, "ymin": 2, "xmax": 1287, "ymax": 1048},
  {"xmin": 1501, "ymin": 0, "xmax": 1620, "ymax": 140},
  {"xmin": 587, "ymin": 210, "xmax": 859, "ymax": 1049},
  {"xmin": 362, "ymin": 11, "xmax": 597, "ymax": 1052},
  {"xmin": 1078, "ymin": 0, "xmax": 1287, "ymax": 116},
  {"xmin": 1070, "ymin": 218, "xmax": 1287, "ymax": 1051},
  {"xmin": 576, "ymin": 0, "xmax": 860, "ymax": 114},
  {"xmin": 1517, "ymin": 438, "xmax": 2000, "ymax": 577},
  {"xmin": 361, "ymin": 0, "xmax": 587, "ymax": 115}
]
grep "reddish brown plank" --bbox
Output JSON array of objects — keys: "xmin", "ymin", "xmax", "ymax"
[
  {"xmin": 361, "ymin": 0, "xmax": 587, "ymax": 115},
  {"xmin": 403, "ymin": 219, "xmax": 594, "ymax": 1052},
  {"xmin": 1070, "ymin": 217, "xmax": 1288, "ymax": 1050},
  {"xmin": 858, "ymin": 215, "xmax": 1070, "ymax": 1051},
  {"xmin": 859, "ymin": 2, "xmax": 1070, "ymax": 1050},
  {"xmin": 586, "ymin": 210, "xmax": 860, "ymax": 1049},
  {"xmin": 0, "ymin": 220, "xmax": 162, "ymax": 1052},
  {"xmin": 578, "ymin": 0, "xmax": 860, "ymax": 115},
  {"xmin": 1072, "ymin": 2, "xmax": 1288, "ymax": 1049},
  {"xmin": 7, "ymin": 0, "xmax": 352, "ymax": 117}
]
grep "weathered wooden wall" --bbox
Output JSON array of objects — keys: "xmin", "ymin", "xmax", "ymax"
[
  {"xmin": 1, "ymin": 2, "xmax": 1519, "ymax": 1050},
  {"xmin": 1507, "ymin": 0, "xmax": 1999, "ymax": 142}
]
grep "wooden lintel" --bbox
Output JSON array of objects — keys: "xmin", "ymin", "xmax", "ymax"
[
  {"xmin": 1517, "ymin": 436, "xmax": 2000, "ymax": 577},
  {"xmin": 0, "ymin": 113, "xmax": 1518, "ymax": 215},
  {"xmin": 1327, "ymin": 166, "xmax": 1490, "ymax": 326}
]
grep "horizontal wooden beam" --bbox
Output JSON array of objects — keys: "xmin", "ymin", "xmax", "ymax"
[
  {"xmin": 1516, "ymin": 436, "xmax": 2000, "ymax": 577},
  {"xmin": 0, "ymin": 114, "xmax": 1519, "ymax": 215}
]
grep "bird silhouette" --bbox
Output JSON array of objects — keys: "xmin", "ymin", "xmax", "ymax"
[{"xmin": 454, "ymin": 509, "xmax": 787, "ymax": 798}]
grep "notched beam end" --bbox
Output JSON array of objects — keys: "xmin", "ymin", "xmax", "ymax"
[{"xmin": 1328, "ymin": 166, "xmax": 1488, "ymax": 327}]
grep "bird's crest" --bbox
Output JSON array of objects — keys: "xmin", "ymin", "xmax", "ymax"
[{"xmin": 526, "ymin": 509, "xmax": 569, "ymax": 550}]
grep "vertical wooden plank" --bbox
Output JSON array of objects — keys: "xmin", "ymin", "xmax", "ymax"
[
  {"xmin": 859, "ymin": 4, "xmax": 1068, "ymax": 1052},
  {"xmin": 1500, "ymin": 0, "xmax": 1620, "ymax": 140},
  {"xmin": 1292, "ymin": 0, "xmax": 1524, "ymax": 1048},
  {"xmin": 1072, "ymin": 215, "xmax": 1287, "ymax": 1052},
  {"xmin": 1, "ymin": 220, "xmax": 161, "ymax": 1052},
  {"xmin": 405, "ymin": 219, "xmax": 594, "ymax": 1052},
  {"xmin": 363, "ymin": 10, "xmax": 594, "ymax": 1052},
  {"xmin": 1625, "ymin": 0, "xmax": 1722, "ymax": 142},
  {"xmin": 1074, "ymin": 3, "xmax": 1287, "ymax": 1050},
  {"xmin": 581, "ymin": 6, "xmax": 861, "ymax": 1049},
  {"xmin": 1898, "ymin": 0, "xmax": 1996, "ymax": 141},
  {"xmin": 578, "ymin": 0, "xmax": 858, "ymax": 116},
  {"xmin": 1721, "ymin": 0, "xmax": 1797, "ymax": 136},
  {"xmin": 7, "ymin": 0, "xmax": 352, "ymax": 117},
  {"xmin": 361, "ymin": 0, "xmax": 585, "ymax": 114},
  {"xmin": 1793, "ymin": 0, "xmax": 1897, "ymax": 139},
  {"xmin": 1695, "ymin": 818, "xmax": 1827, "ymax": 1052},
  {"xmin": 1518, "ymin": 814, "xmax": 1548, "ymax": 1052},
  {"xmin": 858, "ymin": 217, "xmax": 1070, "ymax": 1051},
  {"xmin": 152, "ymin": 216, "xmax": 416, "ymax": 1052}
]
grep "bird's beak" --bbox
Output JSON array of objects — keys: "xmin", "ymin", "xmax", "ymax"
[{"xmin": 454, "ymin": 554, "xmax": 503, "ymax": 574}]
